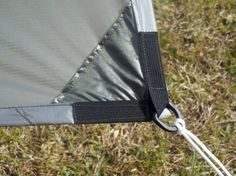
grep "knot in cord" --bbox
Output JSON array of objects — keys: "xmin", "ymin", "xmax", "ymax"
[{"xmin": 175, "ymin": 118, "xmax": 186, "ymax": 135}]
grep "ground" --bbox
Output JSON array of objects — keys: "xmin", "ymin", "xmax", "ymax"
[{"xmin": 0, "ymin": 0, "xmax": 235, "ymax": 175}]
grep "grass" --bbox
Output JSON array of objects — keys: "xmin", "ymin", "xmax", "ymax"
[{"xmin": 0, "ymin": 0, "xmax": 235, "ymax": 175}]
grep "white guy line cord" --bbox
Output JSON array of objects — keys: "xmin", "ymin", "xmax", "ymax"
[{"xmin": 175, "ymin": 118, "xmax": 232, "ymax": 176}]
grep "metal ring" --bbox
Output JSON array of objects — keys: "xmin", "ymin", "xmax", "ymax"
[{"xmin": 153, "ymin": 102, "xmax": 183, "ymax": 132}]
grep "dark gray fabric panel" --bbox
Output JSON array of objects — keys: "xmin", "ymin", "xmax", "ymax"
[
  {"xmin": 53, "ymin": 5, "xmax": 148, "ymax": 103},
  {"xmin": 0, "ymin": 105, "xmax": 73, "ymax": 127},
  {"xmin": 0, "ymin": 0, "xmax": 129, "ymax": 107}
]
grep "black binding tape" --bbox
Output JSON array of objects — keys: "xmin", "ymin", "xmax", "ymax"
[
  {"xmin": 72, "ymin": 101, "xmax": 155, "ymax": 124},
  {"xmin": 71, "ymin": 32, "xmax": 168, "ymax": 124},
  {"xmin": 138, "ymin": 32, "xmax": 169, "ymax": 117}
]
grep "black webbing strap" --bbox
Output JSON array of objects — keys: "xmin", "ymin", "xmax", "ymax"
[
  {"xmin": 138, "ymin": 32, "xmax": 169, "ymax": 117},
  {"xmin": 72, "ymin": 101, "xmax": 155, "ymax": 124},
  {"xmin": 72, "ymin": 32, "xmax": 168, "ymax": 124},
  {"xmin": 0, "ymin": 35, "xmax": 168, "ymax": 126}
]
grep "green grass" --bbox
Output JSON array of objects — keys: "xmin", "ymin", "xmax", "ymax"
[{"xmin": 0, "ymin": 0, "xmax": 235, "ymax": 175}]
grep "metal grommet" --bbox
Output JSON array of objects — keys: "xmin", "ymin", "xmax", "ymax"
[{"xmin": 153, "ymin": 102, "xmax": 183, "ymax": 132}]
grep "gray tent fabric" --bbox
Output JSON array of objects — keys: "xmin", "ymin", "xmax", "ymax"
[
  {"xmin": 0, "ymin": 0, "xmax": 171, "ymax": 126},
  {"xmin": 0, "ymin": 0, "xmax": 129, "ymax": 107},
  {"xmin": 133, "ymin": 0, "xmax": 157, "ymax": 32},
  {"xmin": 0, "ymin": 105, "xmax": 73, "ymax": 126},
  {"xmin": 53, "ymin": 5, "xmax": 148, "ymax": 104}
]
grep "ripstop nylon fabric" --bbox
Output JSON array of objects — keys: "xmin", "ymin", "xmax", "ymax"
[
  {"xmin": 53, "ymin": 4, "xmax": 148, "ymax": 104},
  {"xmin": 0, "ymin": 0, "xmax": 129, "ymax": 107}
]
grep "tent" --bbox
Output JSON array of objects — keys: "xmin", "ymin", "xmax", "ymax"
[
  {"xmin": 1, "ymin": 1, "xmax": 233, "ymax": 175},
  {"xmin": 0, "ymin": 0, "xmax": 173, "ymax": 129}
]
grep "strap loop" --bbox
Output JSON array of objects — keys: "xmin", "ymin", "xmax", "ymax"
[
  {"xmin": 154, "ymin": 104, "xmax": 232, "ymax": 175},
  {"xmin": 153, "ymin": 102, "xmax": 182, "ymax": 132}
]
